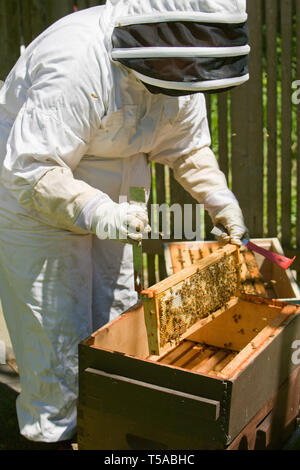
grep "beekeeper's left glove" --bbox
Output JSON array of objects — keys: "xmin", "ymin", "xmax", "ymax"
[
  {"xmin": 205, "ymin": 194, "xmax": 249, "ymax": 246},
  {"xmin": 173, "ymin": 147, "xmax": 249, "ymax": 246}
]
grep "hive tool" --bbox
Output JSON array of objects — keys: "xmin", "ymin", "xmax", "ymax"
[{"xmin": 211, "ymin": 224, "xmax": 296, "ymax": 270}]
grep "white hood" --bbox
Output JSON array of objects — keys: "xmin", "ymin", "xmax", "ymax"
[
  {"xmin": 104, "ymin": 0, "xmax": 250, "ymax": 95},
  {"xmin": 106, "ymin": 0, "xmax": 247, "ymax": 20}
]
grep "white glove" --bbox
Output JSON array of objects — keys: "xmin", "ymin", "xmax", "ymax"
[
  {"xmin": 91, "ymin": 201, "xmax": 151, "ymax": 243},
  {"xmin": 210, "ymin": 203, "xmax": 249, "ymax": 246},
  {"xmin": 173, "ymin": 147, "xmax": 249, "ymax": 246},
  {"xmin": 205, "ymin": 191, "xmax": 249, "ymax": 246}
]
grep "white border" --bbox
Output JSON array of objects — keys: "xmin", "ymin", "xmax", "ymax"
[
  {"xmin": 132, "ymin": 70, "xmax": 250, "ymax": 91},
  {"xmin": 115, "ymin": 12, "xmax": 248, "ymax": 27},
  {"xmin": 112, "ymin": 45, "xmax": 250, "ymax": 60}
]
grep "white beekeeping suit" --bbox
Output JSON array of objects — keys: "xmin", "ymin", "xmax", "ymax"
[{"xmin": 0, "ymin": 0, "xmax": 249, "ymax": 444}]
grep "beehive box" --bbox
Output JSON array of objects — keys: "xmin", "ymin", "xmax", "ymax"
[
  {"xmin": 78, "ymin": 245, "xmax": 300, "ymax": 450},
  {"xmin": 164, "ymin": 238, "xmax": 300, "ymax": 302}
]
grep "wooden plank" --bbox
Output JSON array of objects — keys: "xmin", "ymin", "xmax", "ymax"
[
  {"xmin": 130, "ymin": 187, "xmax": 146, "ymax": 297},
  {"xmin": 296, "ymin": 1, "xmax": 300, "ymax": 253},
  {"xmin": 184, "ymin": 347, "xmax": 216, "ymax": 371},
  {"xmin": 83, "ymin": 367, "xmax": 221, "ymax": 422},
  {"xmin": 195, "ymin": 350, "xmax": 228, "ymax": 374},
  {"xmin": 213, "ymin": 352, "xmax": 237, "ymax": 375},
  {"xmin": 280, "ymin": 0, "xmax": 293, "ymax": 247},
  {"xmin": 220, "ymin": 304, "xmax": 298, "ymax": 379},
  {"xmin": 183, "ymin": 296, "xmax": 240, "ymax": 341},
  {"xmin": 204, "ymin": 91, "xmax": 212, "ymax": 246},
  {"xmin": 44, "ymin": 0, "xmax": 74, "ymax": 28},
  {"xmin": 91, "ymin": 302, "xmax": 150, "ymax": 359},
  {"xmin": 166, "ymin": 241, "xmax": 226, "ymax": 275},
  {"xmin": 205, "ymin": 94, "xmax": 211, "ymax": 130},
  {"xmin": 143, "ymin": 297, "xmax": 160, "ymax": 356},
  {"xmin": 169, "ymin": 169, "xmax": 198, "ymax": 242},
  {"xmin": 283, "ymin": 249, "xmax": 300, "ymax": 273},
  {"xmin": 204, "ymin": 96, "xmax": 213, "ymax": 243},
  {"xmin": 155, "ymin": 164, "xmax": 168, "ymax": 281},
  {"xmin": 199, "ymin": 243, "xmax": 211, "ymax": 258},
  {"xmin": 265, "ymin": 0, "xmax": 278, "ymax": 237},
  {"xmin": 79, "ymin": 322, "xmax": 231, "ymax": 446},
  {"xmin": 0, "ymin": 0, "xmax": 20, "ymax": 81},
  {"xmin": 87, "ymin": 0, "xmax": 105, "ymax": 6},
  {"xmin": 207, "ymin": 242, "xmax": 219, "ymax": 253},
  {"xmin": 178, "ymin": 247, "xmax": 192, "ymax": 270},
  {"xmin": 159, "ymin": 341, "xmax": 195, "ymax": 366},
  {"xmin": 21, "ymin": 0, "xmax": 48, "ymax": 47},
  {"xmin": 217, "ymin": 93, "xmax": 229, "ymax": 181},
  {"xmin": 204, "ymin": 94, "xmax": 213, "ymax": 243},
  {"xmin": 187, "ymin": 299, "xmax": 281, "ymax": 353},
  {"xmin": 78, "ymin": 399, "xmax": 226, "ymax": 450},
  {"xmin": 227, "ymin": 366, "xmax": 300, "ymax": 449},
  {"xmin": 169, "ymin": 245, "xmax": 185, "ymax": 272},
  {"xmin": 227, "ymin": 309, "xmax": 300, "ymax": 442},
  {"xmin": 231, "ymin": 0, "xmax": 264, "ymax": 238},
  {"xmin": 172, "ymin": 344, "xmax": 205, "ymax": 368},
  {"xmin": 205, "ymin": 212, "xmax": 214, "ymax": 241},
  {"xmin": 146, "ymin": 172, "xmax": 156, "ymax": 286},
  {"xmin": 246, "ymin": 0, "xmax": 264, "ymax": 237},
  {"xmin": 76, "ymin": 0, "xmax": 90, "ymax": 9},
  {"xmin": 146, "ymin": 254, "xmax": 156, "ymax": 287}
]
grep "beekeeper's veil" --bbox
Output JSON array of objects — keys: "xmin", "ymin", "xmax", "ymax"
[{"xmin": 106, "ymin": 0, "xmax": 250, "ymax": 95}]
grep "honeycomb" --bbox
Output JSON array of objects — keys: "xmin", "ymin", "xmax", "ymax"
[{"xmin": 158, "ymin": 254, "xmax": 239, "ymax": 348}]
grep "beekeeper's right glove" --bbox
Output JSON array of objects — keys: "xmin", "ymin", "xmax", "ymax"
[{"xmin": 91, "ymin": 201, "xmax": 151, "ymax": 243}]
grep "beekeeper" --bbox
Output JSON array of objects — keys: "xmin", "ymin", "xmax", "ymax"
[{"xmin": 0, "ymin": 0, "xmax": 250, "ymax": 445}]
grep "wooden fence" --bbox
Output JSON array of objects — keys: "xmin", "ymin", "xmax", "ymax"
[{"xmin": 0, "ymin": 0, "xmax": 299, "ymax": 284}]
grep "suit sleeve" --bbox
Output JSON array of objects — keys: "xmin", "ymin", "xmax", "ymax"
[{"xmin": 1, "ymin": 26, "xmax": 110, "ymax": 233}]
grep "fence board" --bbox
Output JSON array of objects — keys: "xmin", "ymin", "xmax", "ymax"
[
  {"xmin": 154, "ymin": 164, "xmax": 167, "ymax": 280},
  {"xmin": 297, "ymin": 1, "xmax": 300, "ymax": 252},
  {"xmin": 231, "ymin": 0, "xmax": 264, "ymax": 239},
  {"xmin": 169, "ymin": 169, "xmax": 198, "ymax": 242},
  {"xmin": 265, "ymin": 0, "xmax": 279, "ymax": 237},
  {"xmin": 147, "ymin": 166, "xmax": 156, "ymax": 286},
  {"xmin": 244, "ymin": 0, "xmax": 264, "ymax": 238},
  {"xmin": 21, "ymin": 0, "xmax": 48, "ymax": 47},
  {"xmin": 77, "ymin": 0, "xmax": 106, "ymax": 7},
  {"xmin": 0, "ymin": 0, "xmax": 20, "ymax": 80},
  {"xmin": 280, "ymin": 0, "xmax": 293, "ymax": 247},
  {"xmin": 45, "ymin": 0, "xmax": 74, "ymax": 27},
  {"xmin": 217, "ymin": 93, "xmax": 229, "ymax": 181}
]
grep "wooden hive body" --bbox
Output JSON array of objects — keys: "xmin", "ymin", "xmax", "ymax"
[{"xmin": 78, "ymin": 244, "xmax": 300, "ymax": 450}]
